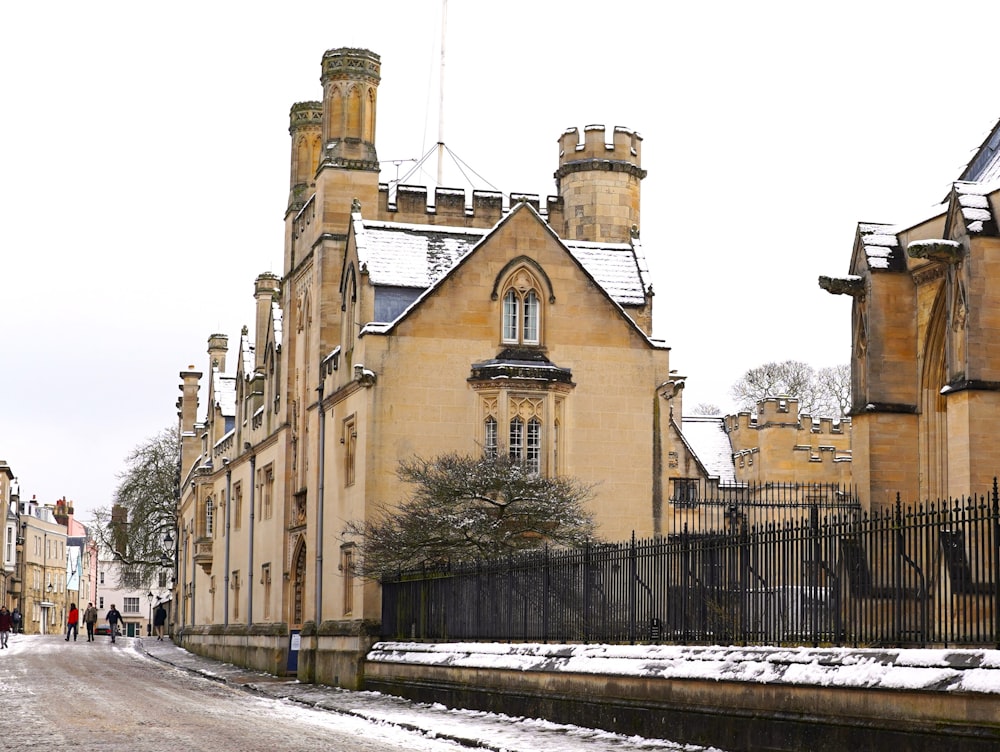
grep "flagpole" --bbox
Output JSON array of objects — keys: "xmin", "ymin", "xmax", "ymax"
[{"xmin": 436, "ymin": 0, "xmax": 447, "ymax": 187}]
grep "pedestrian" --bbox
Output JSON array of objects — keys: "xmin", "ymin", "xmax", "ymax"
[
  {"xmin": 0, "ymin": 606, "xmax": 11, "ymax": 648},
  {"xmin": 11, "ymin": 607, "xmax": 22, "ymax": 634},
  {"xmin": 65, "ymin": 603, "xmax": 79, "ymax": 641},
  {"xmin": 153, "ymin": 603, "xmax": 167, "ymax": 641},
  {"xmin": 83, "ymin": 602, "xmax": 98, "ymax": 642},
  {"xmin": 106, "ymin": 604, "xmax": 124, "ymax": 643}
]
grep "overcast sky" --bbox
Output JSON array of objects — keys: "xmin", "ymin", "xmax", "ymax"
[{"xmin": 2, "ymin": 1, "xmax": 997, "ymax": 520}]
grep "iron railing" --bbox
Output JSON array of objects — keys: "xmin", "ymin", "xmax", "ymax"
[{"xmin": 381, "ymin": 482, "xmax": 1000, "ymax": 648}]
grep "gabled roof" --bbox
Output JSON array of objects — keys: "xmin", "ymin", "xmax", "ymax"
[
  {"xmin": 680, "ymin": 416, "xmax": 736, "ymax": 484},
  {"xmin": 350, "ymin": 202, "xmax": 663, "ymax": 348},
  {"xmin": 350, "ymin": 206, "xmax": 651, "ymax": 306},
  {"xmin": 852, "ymin": 222, "xmax": 905, "ymax": 274},
  {"xmin": 946, "ymin": 181, "xmax": 999, "ymax": 237}
]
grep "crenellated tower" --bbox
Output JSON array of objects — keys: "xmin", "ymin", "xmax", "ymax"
[{"xmin": 554, "ymin": 125, "xmax": 646, "ymax": 244}]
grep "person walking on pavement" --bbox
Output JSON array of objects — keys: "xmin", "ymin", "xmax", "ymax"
[
  {"xmin": 82, "ymin": 602, "xmax": 98, "ymax": 642},
  {"xmin": 153, "ymin": 603, "xmax": 167, "ymax": 640},
  {"xmin": 11, "ymin": 607, "xmax": 22, "ymax": 634},
  {"xmin": 65, "ymin": 603, "xmax": 79, "ymax": 641},
  {"xmin": 0, "ymin": 606, "xmax": 12, "ymax": 648},
  {"xmin": 106, "ymin": 604, "xmax": 124, "ymax": 643}
]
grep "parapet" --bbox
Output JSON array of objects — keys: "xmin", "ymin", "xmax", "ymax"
[
  {"xmin": 376, "ymin": 185, "xmax": 509, "ymax": 228},
  {"xmin": 289, "ymin": 101, "xmax": 322, "ymax": 134},
  {"xmin": 557, "ymin": 125, "xmax": 642, "ymax": 167}
]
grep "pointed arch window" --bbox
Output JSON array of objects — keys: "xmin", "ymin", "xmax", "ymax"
[
  {"xmin": 484, "ymin": 416, "xmax": 498, "ymax": 458},
  {"xmin": 501, "ymin": 271, "xmax": 542, "ymax": 345}
]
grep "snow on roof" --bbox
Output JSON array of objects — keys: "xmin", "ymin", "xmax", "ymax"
[
  {"xmin": 680, "ymin": 416, "xmax": 736, "ymax": 484},
  {"xmin": 240, "ymin": 331, "xmax": 255, "ymax": 376},
  {"xmin": 565, "ymin": 240, "xmax": 648, "ymax": 305},
  {"xmin": 213, "ymin": 371, "xmax": 236, "ymax": 417},
  {"xmin": 272, "ymin": 301, "xmax": 283, "ymax": 348},
  {"xmin": 953, "ymin": 180, "xmax": 999, "ymax": 235},
  {"xmin": 354, "ymin": 217, "xmax": 649, "ymax": 306},
  {"xmin": 857, "ymin": 223, "xmax": 902, "ymax": 271},
  {"xmin": 355, "ymin": 220, "xmax": 485, "ymax": 289}
]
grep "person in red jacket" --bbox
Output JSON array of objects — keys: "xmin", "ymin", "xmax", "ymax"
[
  {"xmin": 65, "ymin": 603, "xmax": 79, "ymax": 642},
  {"xmin": 0, "ymin": 606, "xmax": 12, "ymax": 648}
]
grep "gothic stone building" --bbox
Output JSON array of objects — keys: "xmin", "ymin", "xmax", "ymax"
[
  {"xmin": 175, "ymin": 47, "xmax": 681, "ymax": 687},
  {"xmin": 822, "ymin": 118, "xmax": 1000, "ymax": 509}
]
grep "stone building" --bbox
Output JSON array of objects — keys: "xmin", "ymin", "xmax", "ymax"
[
  {"xmin": 174, "ymin": 46, "xmax": 680, "ymax": 687},
  {"xmin": 17, "ymin": 496, "xmax": 68, "ymax": 635},
  {"xmin": 822, "ymin": 117, "xmax": 1000, "ymax": 509}
]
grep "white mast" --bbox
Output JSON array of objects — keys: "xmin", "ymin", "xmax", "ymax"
[{"xmin": 436, "ymin": 0, "xmax": 447, "ymax": 187}]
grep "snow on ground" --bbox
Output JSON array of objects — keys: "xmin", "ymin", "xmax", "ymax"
[{"xmin": 368, "ymin": 641, "xmax": 1000, "ymax": 694}]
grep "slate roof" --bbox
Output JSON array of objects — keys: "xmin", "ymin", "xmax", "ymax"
[
  {"xmin": 680, "ymin": 416, "xmax": 736, "ymax": 484},
  {"xmin": 951, "ymin": 181, "xmax": 999, "ymax": 236},
  {"xmin": 857, "ymin": 222, "xmax": 904, "ymax": 272},
  {"xmin": 213, "ymin": 370, "xmax": 236, "ymax": 417},
  {"xmin": 351, "ymin": 214, "xmax": 651, "ymax": 307},
  {"xmin": 958, "ymin": 117, "xmax": 1000, "ymax": 184}
]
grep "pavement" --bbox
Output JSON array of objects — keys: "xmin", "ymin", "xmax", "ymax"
[{"xmin": 137, "ymin": 636, "xmax": 693, "ymax": 751}]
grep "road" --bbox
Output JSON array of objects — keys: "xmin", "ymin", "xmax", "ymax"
[
  {"xmin": 0, "ymin": 634, "xmax": 721, "ymax": 752},
  {"xmin": 0, "ymin": 634, "xmax": 474, "ymax": 751}
]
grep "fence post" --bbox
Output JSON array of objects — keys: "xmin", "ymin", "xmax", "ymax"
[
  {"xmin": 543, "ymin": 544, "xmax": 550, "ymax": 644},
  {"xmin": 993, "ymin": 478, "xmax": 1000, "ymax": 650},
  {"xmin": 893, "ymin": 495, "xmax": 903, "ymax": 645},
  {"xmin": 629, "ymin": 532, "xmax": 638, "ymax": 644},
  {"xmin": 583, "ymin": 541, "xmax": 591, "ymax": 644}
]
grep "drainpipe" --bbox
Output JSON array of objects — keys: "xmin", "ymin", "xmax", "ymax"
[
  {"xmin": 222, "ymin": 459, "xmax": 231, "ymax": 627},
  {"xmin": 315, "ymin": 378, "xmax": 326, "ymax": 625},
  {"xmin": 246, "ymin": 448, "xmax": 256, "ymax": 627}
]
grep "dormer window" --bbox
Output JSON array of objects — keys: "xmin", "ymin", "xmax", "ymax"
[{"xmin": 501, "ymin": 270, "xmax": 541, "ymax": 345}]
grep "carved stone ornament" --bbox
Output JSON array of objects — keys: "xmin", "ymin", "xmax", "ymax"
[{"xmin": 819, "ymin": 275, "xmax": 865, "ymax": 298}]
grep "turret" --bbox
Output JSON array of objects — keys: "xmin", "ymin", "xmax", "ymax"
[
  {"xmin": 254, "ymin": 273, "xmax": 281, "ymax": 371},
  {"xmin": 319, "ymin": 48, "xmax": 380, "ymax": 169},
  {"xmin": 554, "ymin": 125, "xmax": 646, "ymax": 244},
  {"xmin": 178, "ymin": 366, "xmax": 203, "ymax": 480},
  {"xmin": 207, "ymin": 334, "xmax": 228, "ymax": 373},
  {"xmin": 288, "ymin": 101, "xmax": 323, "ymax": 214}
]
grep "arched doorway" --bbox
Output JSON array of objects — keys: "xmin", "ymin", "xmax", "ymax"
[{"xmin": 290, "ymin": 540, "xmax": 306, "ymax": 628}]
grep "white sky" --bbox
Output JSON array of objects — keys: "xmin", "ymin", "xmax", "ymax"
[{"xmin": 2, "ymin": 0, "xmax": 997, "ymax": 520}]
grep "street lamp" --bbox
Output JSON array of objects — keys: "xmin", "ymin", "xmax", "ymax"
[{"xmin": 147, "ymin": 591, "xmax": 154, "ymax": 636}]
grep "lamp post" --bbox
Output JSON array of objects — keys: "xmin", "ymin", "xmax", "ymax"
[{"xmin": 147, "ymin": 591, "xmax": 154, "ymax": 636}]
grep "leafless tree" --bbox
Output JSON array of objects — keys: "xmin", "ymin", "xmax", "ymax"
[
  {"xmin": 90, "ymin": 426, "xmax": 178, "ymax": 586},
  {"xmin": 730, "ymin": 360, "xmax": 851, "ymax": 417},
  {"xmin": 343, "ymin": 453, "xmax": 596, "ymax": 580}
]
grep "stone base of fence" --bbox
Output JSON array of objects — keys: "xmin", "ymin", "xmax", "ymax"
[{"xmin": 363, "ymin": 642, "xmax": 1000, "ymax": 752}]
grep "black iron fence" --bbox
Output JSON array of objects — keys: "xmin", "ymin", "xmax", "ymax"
[{"xmin": 381, "ymin": 483, "xmax": 1000, "ymax": 648}]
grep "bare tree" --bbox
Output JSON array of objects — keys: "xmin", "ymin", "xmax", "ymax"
[
  {"xmin": 91, "ymin": 426, "xmax": 178, "ymax": 586},
  {"xmin": 691, "ymin": 402, "xmax": 722, "ymax": 416},
  {"xmin": 730, "ymin": 360, "xmax": 851, "ymax": 417},
  {"xmin": 815, "ymin": 364, "xmax": 852, "ymax": 417},
  {"xmin": 343, "ymin": 453, "xmax": 596, "ymax": 580}
]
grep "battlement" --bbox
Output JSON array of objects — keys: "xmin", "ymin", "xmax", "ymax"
[
  {"xmin": 289, "ymin": 101, "xmax": 322, "ymax": 133},
  {"xmin": 376, "ymin": 184, "xmax": 560, "ymax": 228},
  {"xmin": 321, "ymin": 47, "xmax": 380, "ymax": 84},
  {"xmin": 557, "ymin": 125, "xmax": 642, "ymax": 167},
  {"xmin": 725, "ymin": 397, "xmax": 849, "ymax": 440}
]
